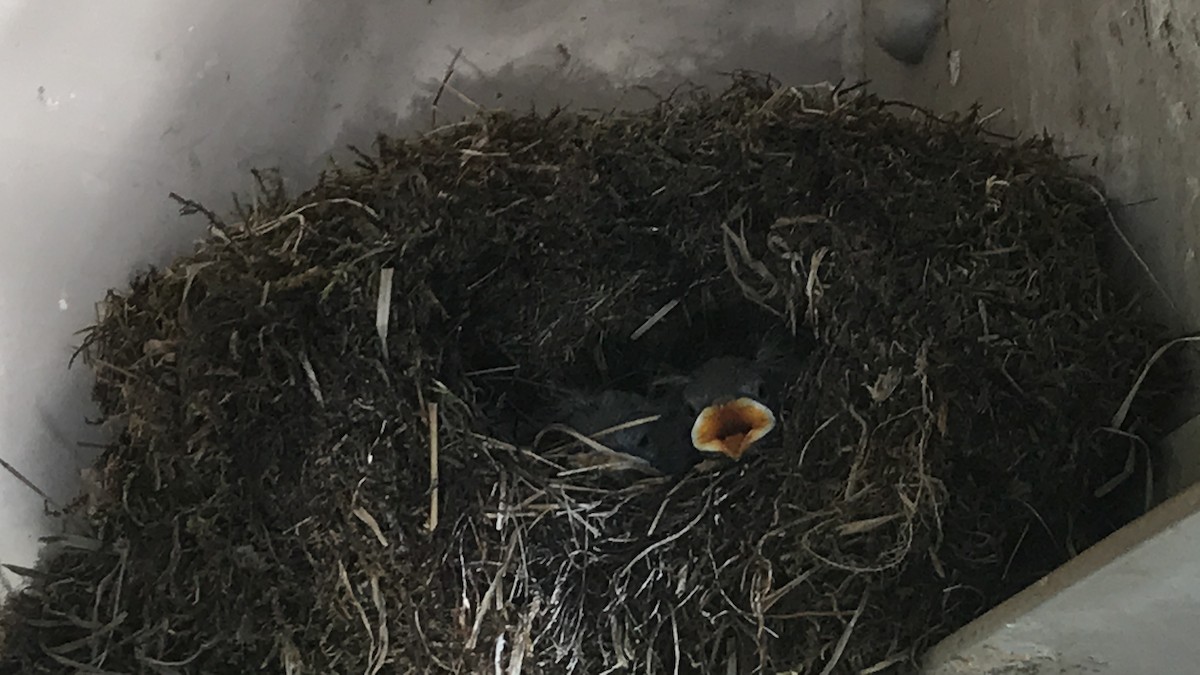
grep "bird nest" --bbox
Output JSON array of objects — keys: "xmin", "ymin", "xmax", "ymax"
[{"xmin": 0, "ymin": 76, "xmax": 1177, "ymax": 674}]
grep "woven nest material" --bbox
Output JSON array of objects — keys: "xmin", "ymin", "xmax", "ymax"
[{"xmin": 0, "ymin": 76, "xmax": 1176, "ymax": 674}]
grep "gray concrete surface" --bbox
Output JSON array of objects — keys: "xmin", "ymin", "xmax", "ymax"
[
  {"xmin": 923, "ymin": 482, "xmax": 1200, "ymax": 675},
  {"xmin": 0, "ymin": 0, "xmax": 858, "ymax": 594}
]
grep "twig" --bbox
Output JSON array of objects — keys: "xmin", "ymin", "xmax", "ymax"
[
  {"xmin": 431, "ymin": 47, "xmax": 464, "ymax": 128},
  {"xmin": 251, "ymin": 198, "xmax": 381, "ymax": 237},
  {"xmin": 168, "ymin": 192, "xmax": 228, "ymax": 231},
  {"xmin": 630, "ymin": 298, "xmax": 680, "ymax": 341},
  {"xmin": 819, "ymin": 590, "xmax": 869, "ymax": 675},
  {"xmin": 443, "ymin": 80, "xmax": 482, "ymax": 111},
  {"xmin": 0, "ymin": 457, "xmax": 62, "ymax": 511},
  {"xmin": 426, "ymin": 402, "xmax": 440, "ymax": 532}
]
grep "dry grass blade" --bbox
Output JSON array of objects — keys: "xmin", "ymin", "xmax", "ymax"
[
  {"xmin": 467, "ymin": 534, "xmax": 518, "ymax": 651},
  {"xmin": 375, "ymin": 268, "xmax": 394, "ymax": 360},
  {"xmin": 534, "ymin": 419, "xmax": 662, "ymax": 475},
  {"xmin": 353, "ymin": 508, "xmax": 390, "ymax": 548},
  {"xmin": 819, "ymin": 591, "xmax": 869, "ymax": 675},
  {"xmin": 426, "ymin": 401, "xmax": 440, "ymax": 532},
  {"xmin": 505, "ymin": 596, "xmax": 541, "ymax": 675},
  {"xmin": 803, "ymin": 246, "xmax": 830, "ymax": 332},
  {"xmin": 338, "ymin": 561, "xmax": 377, "ymax": 665},
  {"xmin": 630, "ymin": 298, "xmax": 681, "ymax": 341},
  {"xmin": 300, "ymin": 351, "xmax": 324, "ymax": 406},
  {"xmin": 366, "ymin": 573, "xmax": 389, "ymax": 675},
  {"xmin": 838, "ymin": 514, "xmax": 902, "ymax": 536},
  {"xmin": 1111, "ymin": 335, "xmax": 1200, "ymax": 429},
  {"xmin": 1076, "ymin": 180, "xmax": 1177, "ymax": 313}
]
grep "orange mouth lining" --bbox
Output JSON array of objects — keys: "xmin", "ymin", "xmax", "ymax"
[{"xmin": 691, "ymin": 397, "xmax": 776, "ymax": 459}]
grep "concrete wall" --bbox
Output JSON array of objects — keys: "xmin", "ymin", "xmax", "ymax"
[{"xmin": 0, "ymin": 0, "xmax": 858, "ymax": 593}]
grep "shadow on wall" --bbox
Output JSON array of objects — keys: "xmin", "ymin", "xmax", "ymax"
[
  {"xmin": 160, "ymin": 0, "xmax": 853, "ymax": 184},
  {"xmin": 0, "ymin": 0, "xmax": 852, "ymax": 590},
  {"xmin": 392, "ymin": 27, "xmax": 847, "ymax": 139}
]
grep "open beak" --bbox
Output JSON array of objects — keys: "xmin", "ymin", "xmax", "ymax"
[{"xmin": 691, "ymin": 397, "xmax": 776, "ymax": 459}]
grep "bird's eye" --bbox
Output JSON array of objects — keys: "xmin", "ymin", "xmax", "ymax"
[{"xmin": 742, "ymin": 379, "xmax": 764, "ymax": 400}]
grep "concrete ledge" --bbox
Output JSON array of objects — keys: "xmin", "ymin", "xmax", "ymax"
[{"xmin": 923, "ymin": 481, "xmax": 1200, "ymax": 674}]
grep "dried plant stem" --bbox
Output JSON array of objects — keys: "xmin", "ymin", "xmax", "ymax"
[{"xmin": 426, "ymin": 402, "xmax": 440, "ymax": 533}]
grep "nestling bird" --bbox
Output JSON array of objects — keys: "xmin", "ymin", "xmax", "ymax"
[
  {"xmin": 561, "ymin": 390, "xmax": 696, "ymax": 474},
  {"xmin": 562, "ymin": 390, "xmax": 659, "ymax": 458},
  {"xmin": 555, "ymin": 339, "xmax": 794, "ymax": 474}
]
